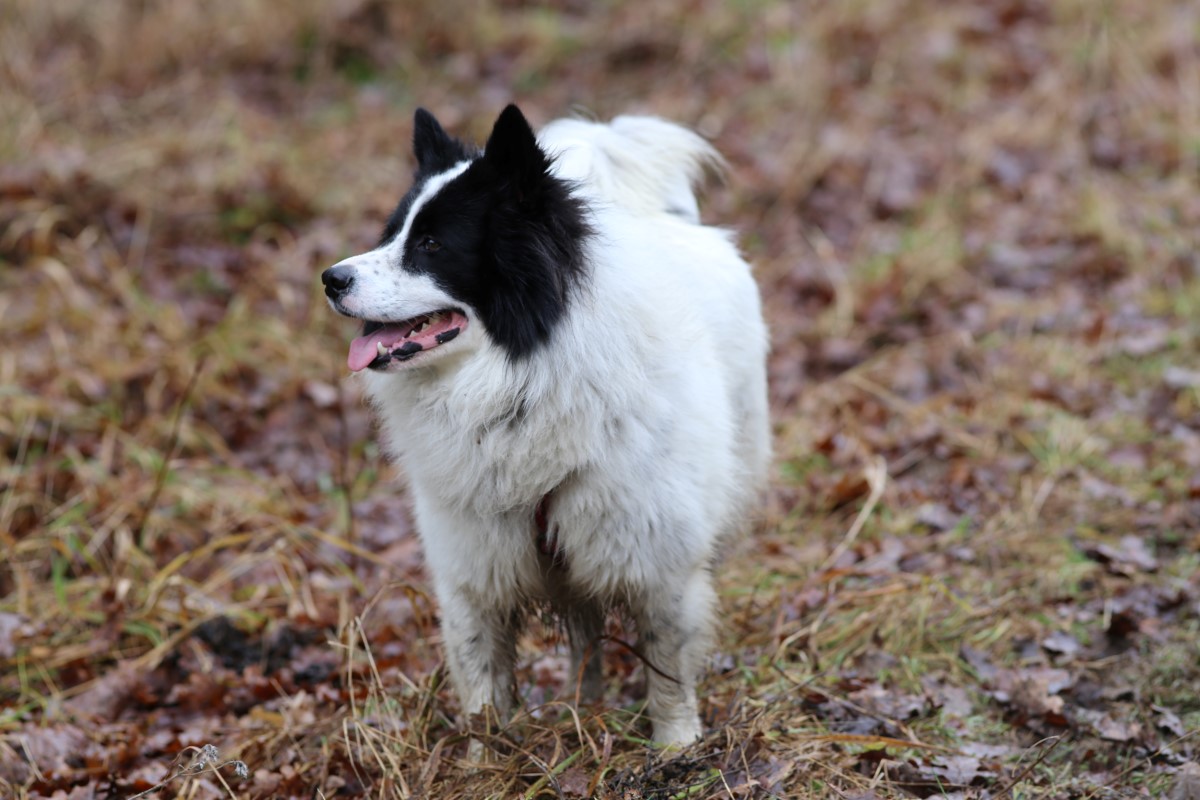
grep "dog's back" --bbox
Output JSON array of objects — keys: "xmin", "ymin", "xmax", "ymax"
[
  {"xmin": 540, "ymin": 115, "xmax": 722, "ymax": 223},
  {"xmin": 542, "ymin": 114, "xmax": 770, "ymax": 505}
]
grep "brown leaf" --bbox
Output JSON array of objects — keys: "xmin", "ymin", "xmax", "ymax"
[
  {"xmin": 960, "ymin": 742, "xmax": 1017, "ymax": 760},
  {"xmin": 1, "ymin": 724, "xmax": 97, "ymax": 783},
  {"xmin": 857, "ymin": 537, "xmax": 907, "ymax": 573},
  {"xmin": 1040, "ymin": 630, "xmax": 1081, "ymax": 659},
  {"xmin": 1164, "ymin": 367, "xmax": 1200, "ymax": 389},
  {"xmin": 0, "ymin": 612, "xmax": 29, "ymax": 659},
  {"xmin": 994, "ymin": 667, "xmax": 1073, "ymax": 718},
  {"xmin": 1082, "ymin": 535, "xmax": 1158, "ymax": 574},
  {"xmin": 915, "ymin": 502, "xmax": 961, "ymax": 531},
  {"xmin": 754, "ymin": 756, "xmax": 795, "ymax": 792},
  {"xmin": 827, "ymin": 472, "xmax": 869, "ymax": 509},
  {"xmin": 1155, "ymin": 705, "xmax": 1186, "ymax": 738},
  {"xmin": 1118, "ymin": 325, "xmax": 1172, "ymax": 356},
  {"xmin": 926, "ymin": 754, "xmax": 987, "ymax": 785},
  {"xmin": 1079, "ymin": 472, "xmax": 1134, "ymax": 506},
  {"xmin": 65, "ymin": 661, "xmax": 143, "ymax": 720},
  {"xmin": 959, "ymin": 646, "xmax": 999, "ymax": 682},
  {"xmin": 849, "ymin": 683, "xmax": 927, "ymax": 720},
  {"xmin": 1170, "ymin": 763, "xmax": 1200, "ymax": 800},
  {"xmin": 251, "ymin": 768, "xmax": 282, "ymax": 796},
  {"xmin": 985, "ymin": 148, "xmax": 1031, "ymax": 190},
  {"xmin": 928, "ymin": 683, "xmax": 974, "ymax": 719},
  {"xmin": 302, "ymin": 379, "xmax": 339, "ymax": 408},
  {"xmin": 558, "ymin": 766, "xmax": 592, "ymax": 798},
  {"xmin": 1094, "ymin": 713, "xmax": 1142, "ymax": 743}
]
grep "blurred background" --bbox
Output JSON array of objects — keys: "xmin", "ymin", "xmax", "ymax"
[{"xmin": 3, "ymin": 0, "xmax": 1200, "ymax": 797}]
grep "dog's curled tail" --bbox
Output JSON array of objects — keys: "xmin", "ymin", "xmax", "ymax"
[{"xmin": 540, "ymin": 115, "xmax": 724, "ymax": 224}]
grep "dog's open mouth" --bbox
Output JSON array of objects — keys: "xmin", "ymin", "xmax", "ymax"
[{"xmin": 347, "ymin": 309, "xmax": 468, "ymax": 372}]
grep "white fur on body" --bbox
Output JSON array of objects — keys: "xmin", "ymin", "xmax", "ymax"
[{"xmin": 348, "ymin": 116, "xmax": 769, "ymax": 744}]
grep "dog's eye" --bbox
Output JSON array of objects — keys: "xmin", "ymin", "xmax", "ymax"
[{"xmin": 417, "ymin": 236, "xmax": 442, "ymax": 253}]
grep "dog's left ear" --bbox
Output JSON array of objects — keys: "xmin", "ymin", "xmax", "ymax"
[
  {"xmin": 484, "ymin": 104, "xmax": 549, "ymax": 199},
  {"xmin": 413, "ymin": 108, "xmax": 458, "ymax": 174}
]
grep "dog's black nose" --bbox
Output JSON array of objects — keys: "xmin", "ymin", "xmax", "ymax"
[{"xmin": 322, "ymin": 265, "xmax": 354, "ymax": 300}]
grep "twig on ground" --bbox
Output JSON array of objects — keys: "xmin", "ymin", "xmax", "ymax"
[
  {"xmin": 991, "ymin": 735, "xmax": 1067, "ymax": 800},
  {"xmin": 820, "ymin": 455, "xmax": 887, "ymax": 572},
  {"xmin": 133, "ymin": 352, "xmax": 208, "ymax": 549},
  {"xmin": 129, "ymin": 743, "xmax": 249, "ymax": 800}
]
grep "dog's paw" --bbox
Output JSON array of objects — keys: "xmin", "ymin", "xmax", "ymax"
[
  {"xmin": 651, "ymin": 716, "xmax": 703, "ymax": 748},
  {"xmin": 465, "ymin": 737, "xmax": 491, "ymax": 766}
]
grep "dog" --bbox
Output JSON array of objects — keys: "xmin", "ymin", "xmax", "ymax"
[{"xmin": 321, "ymin": 105, "xmax": 769, "ymax": 745}]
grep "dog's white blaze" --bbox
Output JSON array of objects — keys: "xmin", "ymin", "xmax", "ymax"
[
  {"xmin": 327, "ymin": 160, "xmax": 478, "ymax": 325},
  {"xmin": 327, "ymin": 251, "xmax": 460, "ymax": 323},
  {"xmin": 378, "ymin": 159, "xmax": 473, "ymax": 270}
]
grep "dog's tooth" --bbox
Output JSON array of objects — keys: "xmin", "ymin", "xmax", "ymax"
[{"xmin": 376, "ymin": 341, "xmax": 389, "ymax": 357}]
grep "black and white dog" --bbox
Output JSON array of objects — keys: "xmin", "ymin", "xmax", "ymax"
[{"xmin": 322, "ymin": 105, "xmax": 769, "ymax": 745}]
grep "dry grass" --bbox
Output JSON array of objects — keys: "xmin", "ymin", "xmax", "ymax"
[{"xmin": 2, "ymin": 0, "xmax": 1200, "ymax": 797}]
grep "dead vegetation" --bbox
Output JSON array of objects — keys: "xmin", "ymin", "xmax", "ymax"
[{"xmin": 2, "ymin": 0, "xmax": 1199, "ymax": 797}]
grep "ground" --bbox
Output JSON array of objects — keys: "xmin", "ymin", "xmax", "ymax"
[{"xmin": 2, "ymin": 0, "xmax": 1200, "ymax": 797}]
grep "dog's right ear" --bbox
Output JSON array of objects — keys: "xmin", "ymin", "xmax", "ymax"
[
  {"xmin": 484, "ymin": 105, "xmax": 552, "ymax": 203},
  {"xmin": 413, "ymin": 108, "xmax": 456, "ymax": 173}
]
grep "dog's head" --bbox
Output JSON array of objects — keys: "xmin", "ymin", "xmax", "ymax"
[{"xmin": 322, "ymin": 105, "xmax": 591, "ymax": 373}]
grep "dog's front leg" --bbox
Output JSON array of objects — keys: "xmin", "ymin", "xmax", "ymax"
[
  {"xmin": 632, "ymin": 567, "xmax": 716, "ymax": 746},
  {"xmin": 437, "ymin": 589, "xmax": 521, "ymax": 736}
]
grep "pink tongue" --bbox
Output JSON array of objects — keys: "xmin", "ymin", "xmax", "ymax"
[{"xmin": 348, "ymin": 324, "xmax": 410, "ymax": 372}]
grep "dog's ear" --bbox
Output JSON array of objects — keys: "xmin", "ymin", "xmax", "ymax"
[
  {"xmin": 484, "ymin": 104, "xmax": 549, "ymax": 199},
  {"xmin": 413, "ymin": 108, "xmax": 457, "ymax": 173}
]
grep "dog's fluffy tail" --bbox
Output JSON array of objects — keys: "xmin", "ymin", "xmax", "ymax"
[{"xmin": 541, "ymin": 115, "xmax": 724, "ymax": 224}]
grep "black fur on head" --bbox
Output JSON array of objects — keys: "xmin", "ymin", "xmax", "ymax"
[
  {"xmin": 378, "ymin": 109, "xmax": 478, "ymax": 246},
  {"xmin": 381, "ymin": 104, "xmax": 593, "ymax": 360}
]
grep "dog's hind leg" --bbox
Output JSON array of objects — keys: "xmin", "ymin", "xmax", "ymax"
[
  {"xmin": 631, "ymin": 568, "xmax": 716, "ymax": 746},
  {"xmin": 566, "ymin": 601, "xmax": 605, "ymax": 703}
]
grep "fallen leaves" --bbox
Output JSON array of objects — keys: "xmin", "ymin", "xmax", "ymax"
[
  {"xmin": 0, "ymin": 612, "xmax": 30, "ymax": 660},
  {"xmin": 0, "ymin": 724, "xmax": 95, "ymax": 785},
  {"xmin": 64, "ymin": 662, "xmax": 144, "ymax": 721},
  {"xmin": 1171, "ymin": 762, "xmax": 1200, "ymax": 800},
  {"xmin": 1038, "ymin": 631, "xmax": 1079, "ymax": 661},
  {"xmin": 4, "ymin": 0, "xmax": 1200, "ymax": 797},
  {"xmin": 1082, "ymin": 534, "xmax": 1160, "ymax": 575},
  {"xmin": 998, "ymin": 667, "xmax": 1073, "ymax": 720}
]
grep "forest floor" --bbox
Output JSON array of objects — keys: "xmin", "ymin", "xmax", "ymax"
[{"xmin": 2, "ymin": 0, "xmax": 1200, "ymax": 797}]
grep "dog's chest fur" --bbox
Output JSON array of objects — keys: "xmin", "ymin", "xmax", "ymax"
[
  {"xmin": 362, "ymin": 306, "xmax": 729, "ymax": 604},
  {"xmin": 373, "ymin": 360, "xmax": 612, "ymax": 516}
]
